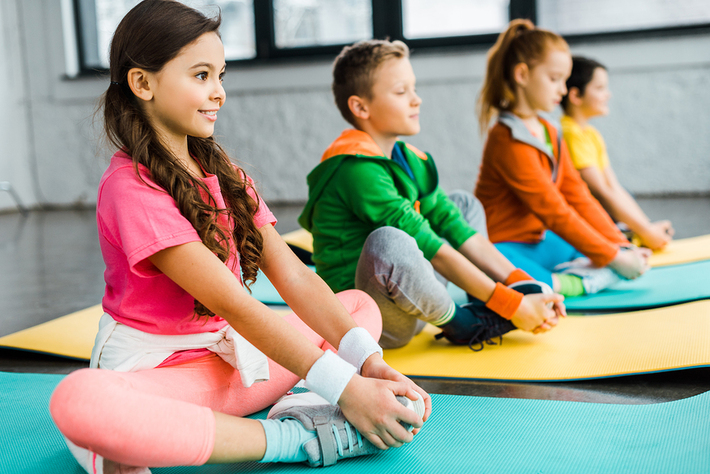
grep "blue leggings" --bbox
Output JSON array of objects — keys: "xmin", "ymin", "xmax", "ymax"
[{"xmin": 494, "ymin": 232, "xmax": 584, "ymax": 287}]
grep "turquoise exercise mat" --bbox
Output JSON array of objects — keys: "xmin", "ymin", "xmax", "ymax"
[
  {"xmin": 254, "ymin": 260, "xmax": 710, "ymax": 312},
  {"xmin": 562, "ymin": 260, "xmax": 710, "ymax": 312},
  {"xmin": 3, "ymin": 371, "xmax": 710, "ymax": 474},
  {"xmin": 249, "ymin": 269, "xmax": 290, "ymax": 305},
  {"xmin": 448, "ymin": 260, "xmax": 710, "ymax": 311},
  {"xmin": 249, "ymin": 268, "xmax": 317, "ymax": 305}
]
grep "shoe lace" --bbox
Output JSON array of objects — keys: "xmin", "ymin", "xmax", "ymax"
[
  {"xmin": 332, "ymin": 420, "xmax": 363, "ymax": 456},
  {"xmin": 467, "ymin": 315, "xmax": 505, "ymax": 352}
]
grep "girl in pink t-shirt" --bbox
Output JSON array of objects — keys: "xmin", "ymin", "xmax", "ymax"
[{"xmin": 49, "ymin": 1, "xmax": 429, "ymax": 473}]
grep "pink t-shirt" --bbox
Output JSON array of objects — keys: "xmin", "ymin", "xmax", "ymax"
[{"xmin": 97, "ymin": 150, "xmax": 276, "ymax": 345}]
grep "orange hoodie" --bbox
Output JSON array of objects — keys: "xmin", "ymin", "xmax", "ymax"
[{"xmin": 475, "ymin": 113, "xmax": 627, "ymax": 267}]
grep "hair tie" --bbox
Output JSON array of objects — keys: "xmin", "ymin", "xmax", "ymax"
[{"xmin": 110, "ymin": 81, "xmax": 122, "ymax": 86}]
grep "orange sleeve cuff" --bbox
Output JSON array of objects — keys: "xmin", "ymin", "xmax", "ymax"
[
  {"xmin": 485, "ymin": 283, "xmax": 524, "ymax": 320},
  {"xmin": 504, "ymin": 268, "xmax": 534, "ymax": 286}
]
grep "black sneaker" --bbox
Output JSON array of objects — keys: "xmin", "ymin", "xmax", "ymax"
[
  {"xmin": 435, "ymin": 300, "xmax": 516, "ymax": 351},
  {"xmin": 508, "ymin": 280, "xmax": 553, "ymax": 297}
]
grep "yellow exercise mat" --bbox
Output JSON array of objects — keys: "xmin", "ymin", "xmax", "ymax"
[
  {"xmin": 0, "ymin": 305, "xmax": 103, "ymax": 360},
  {"xmin": 281, "ymin": 228, "xmax": 313, "ymax": 253},
  {"xmin": 0, "ymin": 305, "xmax": 292, "ymax": 360},
  {"xmin": 384, "ymin": 299, "xmax": 710, "ymax": 381},
  {"xmin": 649, "ymin": 234, "xmax": 710, "ymax": 267}
]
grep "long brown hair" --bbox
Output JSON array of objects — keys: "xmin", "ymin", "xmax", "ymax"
[
  {"xmin": 102, "ymin": 0, "xmax": 263, "ymax": 317},
  {"xmin": 477, "ymin": 19, "xmax": 568, "ymax": 133}
]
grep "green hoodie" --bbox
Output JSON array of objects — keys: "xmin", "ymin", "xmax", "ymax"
[{"xmin": 298, "ymin": 129, "xmax": 477, "ymax": 293}]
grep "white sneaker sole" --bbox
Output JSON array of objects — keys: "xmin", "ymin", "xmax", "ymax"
[{"xmin": 397, "ymin": 393, "xmax": 426, "ymax": 432}]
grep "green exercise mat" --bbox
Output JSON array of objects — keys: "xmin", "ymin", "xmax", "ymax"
[{"xmin": 3, "ymin": 371, "xmax": 709, "ymax": 473}]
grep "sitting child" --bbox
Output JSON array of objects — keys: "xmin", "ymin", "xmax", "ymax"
[
  {"xmin": 49, "ymin": 2, "xmax": 428, "ymax": 472},
  {"xmin": 561, "ymin": 56, "xmax": 674, "ymax": 250},
  {"xmin": 299, "ymin": 39, "xmax": 563, "ymax": 351},
  {"xmin": 475, "ymin": 20, "xmax": 651, "ymax": 298}
]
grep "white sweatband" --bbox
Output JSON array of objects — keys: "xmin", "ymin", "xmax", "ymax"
[
  {"xmin": 338, "ymin": 327, "xmax": 383, "ymax": 374},
  {"xmin": 304, "ymin": 350, "xmax": 356, "ymax": 406}
]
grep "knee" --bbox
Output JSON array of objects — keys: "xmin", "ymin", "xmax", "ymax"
[
  {"xmin": 50, "ymin": 369, "xmax": 112, "ymax": 444},
  {"xmin": 361, "ymin": 226, "xmax": 419, "ymax": 266},
  {"xmin": 336, "ymin": 289, "xmax": 382, "ymax": 340},
  {"xmin": 448, "ymin": 189, "xmax": 480, "ymax": 208},
  {"xmin": 449, "ymin": 190, "xmax": 487, "ymax": 228}
]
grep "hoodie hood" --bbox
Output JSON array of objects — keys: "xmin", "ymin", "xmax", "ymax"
[
  {"xmin": 498, "ymin": 111, "xmax": 562, "ymax": 182},
  {"xmin": 299, "ymin": 129, "xmax": 432, "ymax": 230},
  {"xmin": 320, "ymin": 129, "xmax": 386, "ymax": 161}
]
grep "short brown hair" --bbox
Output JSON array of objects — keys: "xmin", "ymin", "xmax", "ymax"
[{"xmin": 332, "ymin": 39, "xmax": 410, "ymax": 126}]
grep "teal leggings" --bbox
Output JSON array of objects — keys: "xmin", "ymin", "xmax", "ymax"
[{"xmin": 494, "ymin": 232, "xmax": 584, "ymax": 287}]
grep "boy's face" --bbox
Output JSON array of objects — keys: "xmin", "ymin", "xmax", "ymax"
[
  {"xmin": 579, "ymin": 67, "xmax": 611, "ymax": 118},
  {"xmin": 361, "ymin": 57, "xmax": 421, "ymax": 137}
]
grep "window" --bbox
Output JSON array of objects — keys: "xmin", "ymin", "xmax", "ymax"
[
  {"xmin": 273, "ymin": 0, "xmax": 372, "ymax": 48},
  {"xmin": 403, "ymin": 0, "xmax": 509, "ymax": 39},
  {"xmin": 538, "ymin": 0, "xmax": 710, "ymax": 36},
  {"xmin": 76, "ymin": 0, "xmax": 255, "ymax": 69},
  {"xmin": 70, "ymin": 0, "xmax": 710, "ymax": 75}
]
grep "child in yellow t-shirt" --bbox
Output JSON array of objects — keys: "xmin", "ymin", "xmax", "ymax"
[{"xmin": 561, "ymin": 56, "xmax": 674, "ymax": 250}]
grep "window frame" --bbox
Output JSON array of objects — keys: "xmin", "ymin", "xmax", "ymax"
[{"xmin": 72, "ymin": 0, "xmax": 710, "ymax": 76}]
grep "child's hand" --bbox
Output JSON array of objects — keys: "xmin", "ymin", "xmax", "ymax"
[
  {"xmin": 337, "ymin": 374, "xmax": 422, "ymax": 450},
  {"xmin": 361, "ymin": 353, "xmax": 432, "ymax": 429},
  {"xmin": 609, "ymin": 247, "xmax": 650, "ymax": 279},
  {"xmin": 640, "ymin": 221, "xmax": 673, "ymax": 250},
  {"xmin": 654, "ymin": 220, "xmax": 675, "ymax": 237},
  {"xmin": 511, "ymin": 293, "xmax": 564, "ymax": 333}
]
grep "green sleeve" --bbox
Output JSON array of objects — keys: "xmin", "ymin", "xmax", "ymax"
[
  {"xmin": 337, "ymin": 159, "xmax": 445, "ymax": 260},
  {"xmin": 420, "ymin": 187, "xmax": 477, "ymax": 250}
]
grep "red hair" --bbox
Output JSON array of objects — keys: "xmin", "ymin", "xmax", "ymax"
[{"xmin": 477, "ymin": 19, "xmax": 568, "ymax": 133}]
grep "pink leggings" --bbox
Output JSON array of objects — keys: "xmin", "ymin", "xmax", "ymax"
[{"xmin": 49, "ymin": 290, "xmax": 381, "ymax": 468}]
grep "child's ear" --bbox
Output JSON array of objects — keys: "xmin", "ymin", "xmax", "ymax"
[
  {"xmin": 127, "ymin": 68, "xmax": 153, "ymax": 101},
  {"xmin": 512, "ymin": 62, "xmax": 529, "ymax": 87},
  {"xmin": 348, "ymin": 95, "xmax": 369, "ymax": 120},
  {"xmin": 568, "ymin": 87, "xmax": 584, "ymax": 106}
]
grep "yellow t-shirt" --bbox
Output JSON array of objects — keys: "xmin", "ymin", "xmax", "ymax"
[{"xmin": 560, "ymin": 115, "xmax": 610, "ymax": 171}]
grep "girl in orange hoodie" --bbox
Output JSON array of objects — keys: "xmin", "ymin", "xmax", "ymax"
[{"xmin": 474, "ymin": 20, "xmax": 650, "ymax": 297}]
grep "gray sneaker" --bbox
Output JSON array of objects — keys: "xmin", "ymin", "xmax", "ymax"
[
  {"xmin": 267, "ymin": 392, "xmax": 424, "ymax": 467},
  {"xmin": 554, "ymin": 257, "xmax": 621, "ymax": 294}
]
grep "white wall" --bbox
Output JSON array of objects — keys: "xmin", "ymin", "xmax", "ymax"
[
  {"xmin": 1, "ymin": 0, "xmax": 709, "ymax": 213},
  {"xmin": 0, "ymin": 1, "xmax": 33, "ymax": 211}
]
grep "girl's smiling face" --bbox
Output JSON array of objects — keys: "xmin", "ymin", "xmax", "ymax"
[
  {"xmin": 141, "ymin": 32, "xmax": 226, "ymax": 151},
  {"xmin": 518, "ymin": 48, "xmax": 572, "ymax": 113}
]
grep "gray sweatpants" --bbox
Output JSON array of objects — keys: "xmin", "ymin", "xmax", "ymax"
[{"xmin": 354, "ymin": 190, "xmax": 487, "ymax": 349}]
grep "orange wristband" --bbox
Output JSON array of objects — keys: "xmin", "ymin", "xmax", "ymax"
[
  {"xmin": 485, "ymin": 282, "xmax": 524, "ymax": 320},
  {"xmin": 504, "ymin": 268, "xmax": 534, "ymax": 286}
]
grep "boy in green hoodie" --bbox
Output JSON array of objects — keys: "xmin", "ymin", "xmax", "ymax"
[{"xmin": 299, "ymin": 39, "xmax": 565, "ymax": 350}]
